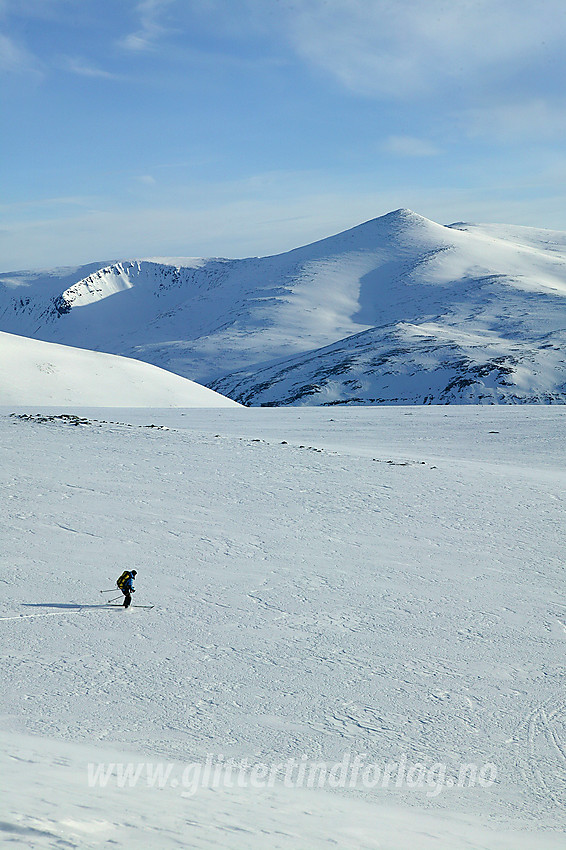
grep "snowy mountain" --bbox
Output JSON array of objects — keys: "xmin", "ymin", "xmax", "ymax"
[
  {"xmin": 1, "ymin": 209, "xmax": 565, "ymax": 405},
  {"xmin": 212, "ymin": 321, "xmax": 566, "ymax": 406},
  {"xmin": 0, "ymin": 331, "xmax": 240, "ymax": 407}
]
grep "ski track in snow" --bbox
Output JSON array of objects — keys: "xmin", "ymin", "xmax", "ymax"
[
  {"xmin": 0, "ymin": 405, "xmax": 564, "ymax": 848},
  {"xmin": 5, "ymin": 732, "xmax": 563, "ymax": 850}
]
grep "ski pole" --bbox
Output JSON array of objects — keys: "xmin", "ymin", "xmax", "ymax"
[
  {"xmin": 107, "ymin": 595, "xmax": 123, "ymax": 603},
  {"xmin": 100, "ymin": 589, "xmax": 118, "ymax": 593}
]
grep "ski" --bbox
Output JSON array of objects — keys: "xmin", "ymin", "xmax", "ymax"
[{"xmin": 105, "ymin": 603, "xmax": 154, "ymax": 609}]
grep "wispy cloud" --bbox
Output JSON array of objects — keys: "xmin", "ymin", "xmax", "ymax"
[
  {"xmin": 135, "ymin": 175, "xmax": 157, "ymax": 185},
  {"xmin": 64, "ymin": 56, "xmax": 118, "ymax": 79},
  {"xmin": 118, "ymin": 0, "xmax": 175, "ymax": 52},
  {"xmin": 0, "ymin": 31, "xmax": 41, "ymax": 74},
  {"xmin": 462, "ymin": 98, "xmax": 566, "ymax": 143},
  {"xmin": 0, "ymin": 195, "xmax": 97, "ymax": 215},
  {"xmin": 263, "ymin": 0, "xmax": 566, "ymax": 99},
  {"xmin": 382, "ymin": 136, "xmax": 440, "ymax": 157}
]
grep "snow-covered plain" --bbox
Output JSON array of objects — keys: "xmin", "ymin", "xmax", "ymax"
[{"xmin": 1, "ymin": 405, "xmax": 564, "ymax": 848}]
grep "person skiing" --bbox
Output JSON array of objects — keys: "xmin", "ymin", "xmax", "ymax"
[{"xmin": 116, "ymin": 570, "xmax": 137, "ymax": 609}]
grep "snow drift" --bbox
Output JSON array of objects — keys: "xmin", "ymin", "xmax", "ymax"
[{"xmin": 0, "ymin": 331, "xmax": 240, "ymax": 407}]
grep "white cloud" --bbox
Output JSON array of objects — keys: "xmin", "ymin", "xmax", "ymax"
[
  {"xmin": 119, "ymin": 0, "xmax": 175, "ymax": 52},
  {"xmin": 252, "ymin": 0, "xmax": 566, "ymax": 99},
  {"xmin": 0, "ymin": 31, "xmax": 41, "ymax": 74},
  {"xmin": 64, "ymin": 56, "xmax": 118, "ymax": 79},
  {"xmin": 463, "ymin": 99, "xmax": 566, "ymax": 143},
  {"xmin": 0, "ymin": 196, "xmax": 94, "ymax": 214},
  {"xmin": 382, "ymin": 135, "xmax": 440, "ymax": 157}
]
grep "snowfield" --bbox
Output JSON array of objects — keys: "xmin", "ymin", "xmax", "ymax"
[
  {"xmin": 1, "ymin": 405, "xmax": 564, "ymax": 848},
  {"xmin": 0, "ymin": 331, "xmax": 241, "ymax": 407}
]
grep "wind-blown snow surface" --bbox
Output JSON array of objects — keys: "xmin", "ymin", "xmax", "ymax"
[
  {"xmin": 1, "ymin": 405, "xmax": 564, "ymax": 848},
  {"xmin": 0, "ymin": 331, "xmax": 240, "ymax": 407},
  {"xmin": 1, "ymin": 209, "xmax": 565, "ymax": 404}
]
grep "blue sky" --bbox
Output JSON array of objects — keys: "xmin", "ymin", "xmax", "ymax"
[{"xmin": 1, "ymin": 0, "xmax": 566, "ymax": 271}]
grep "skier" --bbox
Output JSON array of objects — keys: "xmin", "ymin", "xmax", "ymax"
[{"xmin": 116, "ymin": 570, "xmax": 137, "ymax": 609}]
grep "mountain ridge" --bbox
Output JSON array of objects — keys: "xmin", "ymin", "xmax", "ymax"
[{"xmin": 1, "ymin": 209, "xmax": 565, "ymax": 405}]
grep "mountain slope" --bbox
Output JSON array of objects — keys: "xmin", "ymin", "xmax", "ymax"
[
  {"xmin": 1, "ymin": 209, "xmax": 565, "ymax": 404},
  {"xmin": 211, "ymin": 322, "xmax": 566, "ymax": 406},
  {"xmin": 0, "ymin": 332, "xmax": 241, "ymax": 407}
]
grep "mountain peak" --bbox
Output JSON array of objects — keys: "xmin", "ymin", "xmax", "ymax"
[
  {"xmin": 385, "ymin": 207, "xmax": 421, "ymax": 220},
  {"xmin": 376, "ymin": 208, "xmax": 441, "ymax": 229}
]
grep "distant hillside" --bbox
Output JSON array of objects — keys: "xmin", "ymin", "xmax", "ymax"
[
  {"xmin": 210, "ymin": 322, "xmax": 566, "ymax": 406},
  {"xmin": 1, "ymin": 209, "xmax": 565, "ymax": 405}
]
